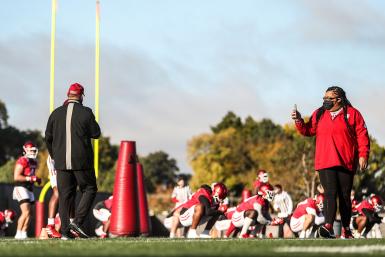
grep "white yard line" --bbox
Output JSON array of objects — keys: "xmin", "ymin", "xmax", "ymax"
[{"xmin": 276, "ymin": 245, "xmax": 385, "ymax": 254}]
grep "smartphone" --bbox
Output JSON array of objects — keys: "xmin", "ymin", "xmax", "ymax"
[{"xmin": 294, "ymin": 104, "xmax": 297, "ymax": 112}]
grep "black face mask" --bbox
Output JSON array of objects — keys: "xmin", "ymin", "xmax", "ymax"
[{"xmin": 323, "ymin": 100, "xmax": 334, "ymax": 110}]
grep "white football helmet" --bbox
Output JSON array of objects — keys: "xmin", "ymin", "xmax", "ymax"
[
  {"xmin": 23, "ymin": 141, "xmax": 38, "ymax": 159},
  {"xmin": 257, "ymin": 170, "xmax": 269, "ymax": 183}
]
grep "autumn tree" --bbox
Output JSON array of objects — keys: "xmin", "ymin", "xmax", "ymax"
[{"xmin": 140, "ymin": 151, "xmax": 179, "ymax": 193}]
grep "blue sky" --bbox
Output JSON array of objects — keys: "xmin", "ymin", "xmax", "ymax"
[{"xmin": 1, "ymin": 0, "xmax": 385, "ymax": 173}]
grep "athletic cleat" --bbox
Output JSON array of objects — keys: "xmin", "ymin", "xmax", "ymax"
[
  {"xmin": 63, "ymin": 226, "xmax": 78, "ymax": 239},
  {"xmin": 68, "ymin": 223, "xmax": 90, "ymax": 238},
  {"xmin": 46, "ymin": 225, "xmax": 62, "ymax": 239},
  {"xmin": 318, "ymin": 223, "xmax": 336, "ymax": 239}
]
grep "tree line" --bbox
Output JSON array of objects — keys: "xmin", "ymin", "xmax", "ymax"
[{"xmin": 2, "ymin": 99, "xmax": 385, "ymax": 205}]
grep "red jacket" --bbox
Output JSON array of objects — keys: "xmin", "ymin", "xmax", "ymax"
[{"xmin": 295, "ymin": 106, "xmax": 369, "ymax": 172}]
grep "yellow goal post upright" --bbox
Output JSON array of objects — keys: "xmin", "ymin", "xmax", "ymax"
[
  {"xmin": 94, "ymin": 0, "xmax": 101, "ymax": 179},
  {"xmin": 39, "ymin": 0, "xmax": 57, "ymax": 203}
]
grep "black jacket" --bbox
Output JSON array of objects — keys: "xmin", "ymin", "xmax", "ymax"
[{"xmin": 45, "ymin": 100, "xmax": 101, "ymax": 170}]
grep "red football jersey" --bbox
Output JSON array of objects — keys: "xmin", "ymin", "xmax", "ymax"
[
  {"xmin": 356, "ymin": 199, "xmax": 374, "ymax": 215},
  {"xmin": 292, "ymin": 198, "xmax": 319, "ymax": 219},
  {"xmin": 15, "ymin": 156, "xmax": 38, "ymax": 190},
  {"xmin": 16, "ymin": 157, "xmax": 37, "ymax": 176},
  {"xmin": 236, "ymin": 195, "xmax": 268, "ymax": 212},
  {"xmin": 180, "ymin": 187, "xmax": 212, "ymax": 209}
]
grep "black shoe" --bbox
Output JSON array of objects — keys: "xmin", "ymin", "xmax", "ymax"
[
  {"xmin": 318, "ymin": 224, "xmax": 336, "ymax": 239},
  {"xmin": 68, "ymin": 223, "xmax": 90, "ymax": 239}
]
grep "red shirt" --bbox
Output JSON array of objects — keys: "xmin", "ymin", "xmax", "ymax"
[
  {"xmin": 295, "ymin": 106, "xmax": 370, "ymax": 171},
  {"xmin": 356, "ymin": 199, "xmax": 374, "ymax": 215},
  {"xmin": 292, "ymin": 198, "xmax": 320, "ymax": 219},
  {"xmin": 180, "ymin": 187, "xmax": 212, "ymax": 209},
  {"xmin": 236, "ymin": 195, "xmax": 268, "ymax": 212}
]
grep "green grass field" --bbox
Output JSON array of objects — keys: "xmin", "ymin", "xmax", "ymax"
[{"xmin": 1, "ymin": 238, "xmax": 385, "ymax": 257}]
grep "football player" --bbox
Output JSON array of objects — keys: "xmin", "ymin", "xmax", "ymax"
[
  {"xmin": 0, "ymin": 209, "xmax": 16, "ymax": 236},
  {"xmin": 168, "ymin": 182, "xmax": 228, "ymax": 238},
  {"xmin": 220, "ymin": 183, "xmax": 282, "ymax": 238},
  {"xmin": 13, "ymin": 141, "xmax": 41, "ymax": 239},
  {"xmin": 93, "ymin": 195, "xmax": 113, "ymax": 238},
  {"xmin": 352, "ymin": 194, "xmax": 385, "ymax": 238},
  {"xmin": 253, "ymin": 170, "xmax": 269, "ymax": 195},
  {"xmin": 44, "ymin": 155, "xmax": 62, "ymax": 238},
  {"xmin": 290, "ymin": 194, "xmax": 325, "ymax": 239},
  {"xmin": 251, "ymin": 170, "xmax": 270, "ymax": 238}
]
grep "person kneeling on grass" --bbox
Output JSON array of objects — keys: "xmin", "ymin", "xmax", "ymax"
[
  {"xmin": 169, "ymin": 182, "xmax": 228, "ymax": 239},
  {"xmin": 290, "ymin": 194, "xmax": 325, "ymax": 239},
  {"xmin": 217, "ymin": 183, "xmax": 282, "ymax": 238},
  {"xmin": 352, "ymin": 194, "xmax": 385, "ymax": 238},
  {"xmin": 93, "ymin": 195, "xmax": 113, "ymax": 238}
]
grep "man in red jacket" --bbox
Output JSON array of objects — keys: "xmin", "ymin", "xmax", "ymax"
[{"xmin": 291, "ymin": 86, "xmax": 370, "ymax": 239}]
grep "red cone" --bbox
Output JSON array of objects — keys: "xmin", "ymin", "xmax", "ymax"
[
  {"xmin": 136, "ymin": 163, "xmax": 151, "ymax": 236},
  {"xmin": 109, "ymin": 141, "xmax": 139, "ymax": 237},
  {"xmin": 35, "ymin": 201, "xmax": 45, "ymax": 237}
]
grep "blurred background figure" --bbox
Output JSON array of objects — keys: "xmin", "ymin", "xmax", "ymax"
[
  {"xmin": 352, "ymin": 194, "xmax": 385, "ymax": 238},
  {"xmin": 290, "ymin": 194, "xmax": 325, "ymax": 239},
  {"xmin": 171, "ymin": 175, "xmax": 192, "ymax": 209},
  {"xmin": 93, "ymin": 195, "xmax": 113, "ymax": 238},
  {"xmin": 253, "ymin": 170, "xmax": 269, "ymax": 195},
  {"xmin": 13, "ymin": 141, "xmax": 41, "ymax": 240},
  {"xmin": 273, "ymin": 184, "xmax": 293, "ymax": 238},
  {"xmin": 169, "ymin": 175, "xmax": 192, "ymax": 238},
  {"xmin": 223, "ymin": 183, "xmax": 278, "ymax": 238},
  {"xmin": 0, "ymin": 209, "xmax": 16, "ymax": 237},
  {"xmin": 251, "ymin": 170, "xmax": 270, "ymax": 238}
]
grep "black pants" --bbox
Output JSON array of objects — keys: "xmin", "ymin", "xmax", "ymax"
[
  {"xmin": 318, "ymin": 167, "xmax": 354, "ymax": 228},
  {"xmin": 57, "ymin": 169, "xmax": 97, "ymax": 233}
]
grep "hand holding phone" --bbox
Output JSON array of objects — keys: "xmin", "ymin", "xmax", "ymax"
[{"xmin": 291, "ymin": 104, "xmax": 301, "ymax": 120}]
